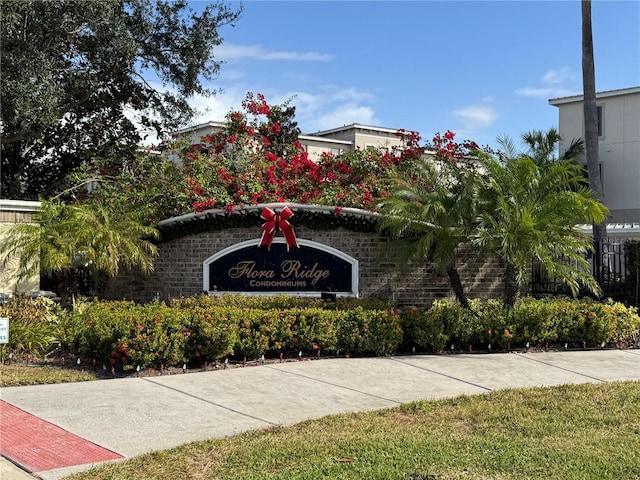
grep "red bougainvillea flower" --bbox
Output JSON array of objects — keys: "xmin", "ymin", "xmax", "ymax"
[{"xmin": 193, "ymin": 198, "xmax": 216, "ymax": 213}]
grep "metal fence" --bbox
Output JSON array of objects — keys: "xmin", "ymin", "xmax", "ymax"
[{"xmin": 528, "ymin": 237, "xmax": 627, "ymax": 300}]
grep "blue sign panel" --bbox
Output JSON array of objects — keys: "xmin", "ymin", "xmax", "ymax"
[{"xmin": 204, "ymin": 239, "xmax": 358, "ymax": 296}]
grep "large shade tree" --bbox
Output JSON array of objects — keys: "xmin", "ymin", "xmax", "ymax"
[{"xmin": 0, "ymin": 0, "xmax": 242, "ymax": 199}]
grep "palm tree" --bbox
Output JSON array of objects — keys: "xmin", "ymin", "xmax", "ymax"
[
  {"xmin": 1, "ymin": 201, "xmax": 76, "ymax": 286},
  {"xmin": 378, "ymin": 158, "xmax": 479, "ymax": 309},
  {"xmin": 521, "ymin": 128, "xmax": 585, "ymax": 166},
  {"xmin": 1, "ymin": 200, "xmax": 159, "ymax": 299},
  {"xmin": 473, "ymin": 151, "xmax": 608, "ymax": 307},
  {"xmin": 582, "ymin": 0, "xmax": 607, "ymax": 282},
  {"xmin": 67, "ymin": 202, "xmax": 159, "ymax": 295},
  {"xmin": 521, "ymin": 128, "xmax": 563, "ymax": 165}
]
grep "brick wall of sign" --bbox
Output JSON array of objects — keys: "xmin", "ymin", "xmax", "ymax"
[{"xmin": 103, "ymin": 225, "xmax": 506, "ymax": 309}]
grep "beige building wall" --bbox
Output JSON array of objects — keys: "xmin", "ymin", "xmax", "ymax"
[
  {"xmin": 174, "ymin": 122, "xmax": 410, "ymax": 163},
  {"xmin": 0, "ymin": 200, "xmax": 41, "ymax": 294},
  {"xmin": 310, "ymin": 124, "xmax": 407, "ymax": 152},
  {"xmin": 298, "ymin": 135, "xmax": 351, "ymax": 161},
  {"xmin": 550, "ymin": 87, "xmax": 640, "ymax": 223}
]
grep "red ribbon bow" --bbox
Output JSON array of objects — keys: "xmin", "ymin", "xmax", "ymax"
[{"xmin": 259, "ymin": 207, "xmax": 298, "ymax": 250}]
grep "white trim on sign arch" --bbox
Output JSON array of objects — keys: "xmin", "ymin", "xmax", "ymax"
[{"xmin": 202, "ymin": 238, "xmax": 359, "ymax": 297}]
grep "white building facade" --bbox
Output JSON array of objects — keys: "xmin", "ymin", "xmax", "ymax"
[{"xmin": 549, "ymin": 87, "xmax": 640, "ymax": 223}]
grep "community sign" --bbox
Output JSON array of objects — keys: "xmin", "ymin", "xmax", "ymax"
[{"xmin": 203, "ymin": 239, "xmax": 358, "ymax": 296}]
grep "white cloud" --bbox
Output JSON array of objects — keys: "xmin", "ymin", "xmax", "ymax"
[
  {"xmin": 453, "ymin": 104, "xmax": 499, "ymax": 131},
  {"xmin": 543, "ymin": 66, "xmax": 574, "ymax": 85},
  {"xmin": 285, "ymin": 89, "xmax": 378, "ymax": 132},
  {"xmin": 141, "ymin": 82, "xmax": 380, "ymax": 138},
  {"xmin": 188, "ymin": 90, "xmax": 245, "ymax": 124},
  {"xmin": 316, "ymin": 104, "xmax": 378, "ymax": 131},
  {"xmin": 516, "ymin": 67, "xmax": 580, "ymax": 99},
  {"xmin": 216, "ymin": 44, "xmax": 335, "ymax": 62}
]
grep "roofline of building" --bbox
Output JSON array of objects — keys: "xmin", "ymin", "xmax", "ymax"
[
  {"xmin": 309, "ymin": 123, "xmax": 407, "ymax": 137},
  {"xmin": 577, "ymin": 223, "xmax": 640, "ymax": 237},
  {"xmin": 549, "ymin": 86, "xmax": 640, "ymax": 106},
  {"xmin": 298, "ymin": 134, "xmax": 352, "ymax": 145},
  {"xmin": 174, "ymin": 121, "xmax": 226, "ymax": 135},
  {"xmin": 174, "ymin": 121, "xmax": 409, "ymax": 144}
]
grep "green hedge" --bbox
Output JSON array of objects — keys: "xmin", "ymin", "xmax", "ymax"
[
  {"xmin": 3, "ymin": 295, "xmax": 639, "ymax": 368},
  {"xmin": 76, "ymin": 301, "xmax": 402, "ymax": 368},
  {"xmin": 171, "ymin": 293, "xmax": 394, "ymax": 311},
  {"xmin": 400, "ymin": 297, "xmax": 640, "ymax": 352}
]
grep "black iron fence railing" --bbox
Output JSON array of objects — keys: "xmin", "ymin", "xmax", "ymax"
[{"xmin": 529, "ymin": 237, "xmax": 627, "ymax": 300}]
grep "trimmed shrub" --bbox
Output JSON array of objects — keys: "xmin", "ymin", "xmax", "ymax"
[
  {"xmin": 78, "ymin": 301, "xmax": 190, "ymax": 369},
  {"xmin": 75, "ymin": 299, "xmax": 402, "ymax": 368},
  {"xmin": 171, "ymin": 293, "xmax": 394, "ymax": 311},
  {"xmin": 420, "ymin": 297, "xmax": 640, "ymax": 351},
  {"xmin": 184, "ymin": 306, "xmax": 239, "ymax": 362},
  {"xmin": 0, "ymin": 294, "xmax": 64, "ymax": 360},
  {"xmin": 45, "ymin": 294, "xmax": 640, "ymax": 369},
  {"xmin": 399, "ymin": 307, "xmax": 447, "ymax": 353},
  {"xmin": 336, "ymin": 307, "xmax": 402, "ymax": 356}
]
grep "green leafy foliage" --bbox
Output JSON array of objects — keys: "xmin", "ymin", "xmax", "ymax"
[
  {"xmin": 75, "ymin": 298, "xmax": 403, "ymax": 368},
  {"xmin": 2, "ymin": 295, "xmax": 639, "ymax": 371},
  {"xmin": 1, "ymin": 199, "xmax": 159, "ymax": 299},
  {"xmin": 1, "ymin": 0, "xmax": 242, "ymax": 199},
  {"xmin": 377, "ymin": 132, "xmax": 481, "ymax": 309},
  {"xmin": 0, "ymin": 294, "xmax": 65, "ymax": 360},
  {"xmin": 408, "ymin": 297, "xmax": 640, "ymax": 351},
  {"xmin": 171, "ymin": 293, "xmax": 394, "ymax": 311},
  {"xmin": 398, "ymin": 307, "xmax": 448, "ymax": 352},
  {"xmin": 70, "ymin": 93, "xmax": 422, "ymax": 229},
  {"xmin": 337, "ymin": 307, "xmax": 402, "ymax": 356},
  {"xmin": 474, "ymin": 151, "xmax": 609, "ymax": 306}
]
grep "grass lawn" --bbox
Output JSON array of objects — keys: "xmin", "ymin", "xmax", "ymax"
[
  {"xmin": 0, "ymin": 363, "xmax": 96, "ymax": 386},
  {"xmin": 62, "ymin": 381, "xmax": 640, "ymax": 480}
]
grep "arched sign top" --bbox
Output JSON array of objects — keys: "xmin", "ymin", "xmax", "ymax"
[{"xmin": 203, "ymin": 238, "xmax": 358, "ymax": 297}]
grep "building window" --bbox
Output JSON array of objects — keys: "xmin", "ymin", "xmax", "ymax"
[
  {"xmin": 329, "ymin": 147, "xmax": 342, "ymax": 156},
  {"xmin": 597, "ymin": 105, "xmax": 603, "ymax": 137}
]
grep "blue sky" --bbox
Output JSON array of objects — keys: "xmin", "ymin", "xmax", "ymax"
[{"xmin": 180, "ymin": 0, "xmax": 639, "ymax": 150}]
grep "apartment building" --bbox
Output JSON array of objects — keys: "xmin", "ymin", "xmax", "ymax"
[
  {"xmin": 174, "ymin": 122, "xmax": 408, "ymax": 161},
  {"xmin": 549, "ymin": 86, "xmax": 640, "ymax": 223}
]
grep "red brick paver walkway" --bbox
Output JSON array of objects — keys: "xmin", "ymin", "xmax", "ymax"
[{"xmin": 0, "ymin": 400, "xmax": 122, "ymax": 474}]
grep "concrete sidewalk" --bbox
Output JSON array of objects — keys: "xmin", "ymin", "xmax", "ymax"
[{"xmin": 2, "ymin": 349, "xmax": 640, "ymax": 480}]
